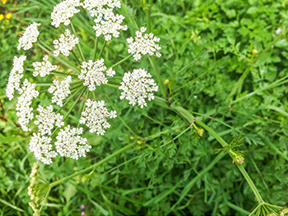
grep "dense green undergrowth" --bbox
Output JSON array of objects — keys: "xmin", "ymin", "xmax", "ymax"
[{"xmin": 0, "ymin": 0, "xmax": 288, "ymax": 215}]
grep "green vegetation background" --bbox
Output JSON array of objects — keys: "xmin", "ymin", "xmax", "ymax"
[{"xmin": 0, "ymin": 0, "xmax": 288, "ymax": 215}]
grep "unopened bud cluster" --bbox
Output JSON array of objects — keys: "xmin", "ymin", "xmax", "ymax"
[
  {"xmin": 280, "ymin": 208, "xmax": 288, "ymax": 216},
  {"xmin": 28, "ymin": 162, "xmax": 40, "ymax": 216}
]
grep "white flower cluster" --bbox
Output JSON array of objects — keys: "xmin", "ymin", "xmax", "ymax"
[
  {"xmin": 119, "ymin": 68, "xmax": 158, "ymax": 108},
  {"xmin": 78, "ymin": 59, "xmax": 115, "ymax": 91},
  {"xmin": 34, "ymin": 105, "xmax": 64, "ymax": 135},
  {"xmin": 48, "ymin": 76, "xmax": 72, "ymax": 107},
  {"xmin": 32, "ymin": 55, "xmax": 57, "ymax": 77},
  {"xmin": 81, "ymin": 0, "xmax": 121, "ymax": 16},
  {"xmin": 53, "ymin": 29, "xmax": 79, "ymax": 57},
  {"xmin": 80, "ymin": 99, "xmax": 117, "ymax": 135},
  {"xmin": 29, "ymin": 133, "xmax": 57, "ymax": 164},
  {"xmin": 17, "ymin": 22, "xmax": 41, "ymax": 50},
  {"xmin": 55, "ymin": 126, "xmax": 91, "ymax": 160},
  {"xmin": 16, "ymin": 79, "xmax": 39, "ymax": 131},
  {"xmin": 93, "ymin": 10, "xmax": 127, "ymax": 41},
  {"xmin": 51, "ymin": 0, "xmax": 81, "ymax": 28},
  {"xmin": 6, "ymin": 55, "xmax": 26, "ymax": 100},
  {"xmin": 127, "ymin": 27, "xmax": 161, "ymax": 61}
]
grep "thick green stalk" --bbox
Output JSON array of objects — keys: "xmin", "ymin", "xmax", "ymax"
[
  {"xmin": 50, "ymin": 143, "xmax": 137, "ymax": 187},
  {"xmin": 145, "ymin": 5, "xmax": 167, "ymax": 98},
  {"xmin": 154, "ymin": 97, "xmax": 265, "ymax": 205},
  {"xmin": 236, "ymin": 164, "xmax": 264, "ymax": 204},
  {"xmin": 148, "ymin": 56, "xmax": 167, "ymax": 98}
]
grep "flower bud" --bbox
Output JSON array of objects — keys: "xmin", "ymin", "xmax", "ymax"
[
  {"xmin": 234, "ymin": 155, "xmax": 244, "ymax": 164},
  {"xmin": 198, "ymin": 128, "xmax": 204, "ymax": 137},
  {"xmin": 252, "ymin": 49, "xmax": 259, "ymax": 55},
  {"xmin": 280, "ymin": 207, "xmax": 288, "ymax": 216}
]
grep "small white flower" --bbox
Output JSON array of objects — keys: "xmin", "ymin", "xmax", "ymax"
[
  {"xmin": 29, "ymin": 133, "xmax": 57, "ymax": 165},
  {"xmin": 127, "ymin": 26, "xmax": 161, "ymax": 61},
  {"xmin": 80, "ymin": 99, "xmax": 117, "ymax": 135},
  {"xmin": 119, "ymin": 68, "xmax": 158, "ymax": 108},
  {"xmin": 53, "ymin": 29, "xmax": 79, "ymax": 57},
  {"xmin": 93, "ymin": 9, "xmax": 127, "ymax": 41},
  {"xmin": 78, "ymin": 59, "xmax": 114, "ymax": 91},
  {"xmin": 6, "ymin": 55, "xmax": 27, "ymax": 100},
  {"xmin": 106, "ymin": 68, "xmax": 115, "ymax": 77},
  {"xmin": 34, "ymin": 105, "xmax": 64, "ymax": 135},
  {"xmin": 81, "ymin": 0, "xmax": 121, "ymax": 16},
  {"xmin": 16, "ymin": 79, "xmax": 39, "ymax": 131},
  {"xmin": 275, "ymin": 27, "xmax": 281, "ymax": 35},
  {"xmin": 17, "ymin": 22, "xmax": 41, "ymax": 50},
  {"xmin": 32, "ymin": 55, "xmax": 57, "ymax": 77},
  {"xmin": 51, "ymin": 0, "xmax": 81, "ymax": 28},
  {"xmin": 55, "ymin": 125, "xmax": 91, "ymax": 160},
  {"xmin": 48, "ymin": 76, "xmax": 72, "ymax": 107}
]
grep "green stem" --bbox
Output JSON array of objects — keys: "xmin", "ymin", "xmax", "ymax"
[
  {"xmin": 63, "ymin": 87, "xmax": 87, "ymax": 121},
  {"xmin": 50, "ymin": 71, "xmax": 78, "ymax": 77},
  {"xmin": 36, "ymin": 83, "xmax": 53, "ymax": 87},
  {"xmin": 144, "ymin": 2, "xmax": 166, "ymax": 98},
  {"xmin": 226, "ymin": 202, "xmax": 250, "ymax": 215},
  {"xmin": 110, "ymin": 54, "xmax": 133, "ymax": 69},
  {"xmin": 236, "ymin": 164, "xmax": 264, "ymax": 204},
  {"xmin": 154, "ymin": 97, "xmax": 265, "ymax": 205},
  {"xmin": 77, "ymin": 90, "xmax": 89, "ymax": 128},
  {"xmin": 104, "ymin": 83, "xmax": 120, "ymax": 88},
  {"xmin": 145, "ymin": 3, "xmax": 151, "ymax": 33},
  {"xmin": 72, "ymin": 50, "xmax": 81, "ymax": 65},
  {"xmin": 38, "ymin": 42, "xmax": 81, "ymax": 74},
  {"xmin": 98, "ymin": 41, "xmax": 107, "ymax": 58},
  {"xmin": 51, "ymin": 86, "xmax": 86, "ymax": 138},
  {"xmin": 70, "ymin": 23, "xmax": 85, "ymax": 62},
  {"xmin": 93, "ymin": 37, "xmax": 98, "ymax": 61},
  {"xmin": 148, "ymin": 56, "xmax": 167, "ymax": 98},
  {"xmin": 50, "ymin": 143, "xmax": 137, "ymax": 187}
]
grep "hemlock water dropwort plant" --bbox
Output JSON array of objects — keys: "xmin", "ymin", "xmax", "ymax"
[
  {"xmin": 6, "ymin": 0, "xmax": 161, "ymax": 165},
  {"xmin": 4, "ymin": 1, "xmax": 287, "ymax": 215}
]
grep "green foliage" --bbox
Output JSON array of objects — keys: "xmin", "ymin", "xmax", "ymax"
[{"xmin": 0, "ymin": 0, "xmax": 288, "ymax": 215}]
